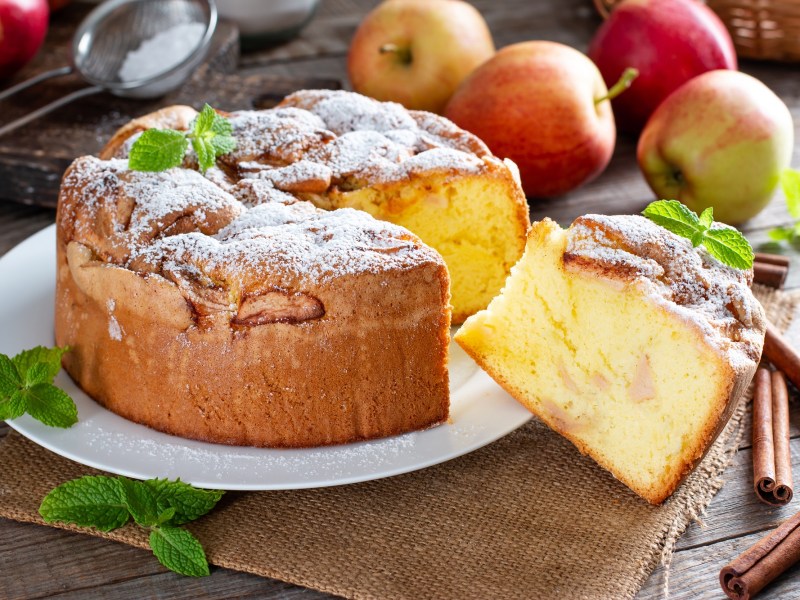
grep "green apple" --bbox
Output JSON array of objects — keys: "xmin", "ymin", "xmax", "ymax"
[
  {"xmin": 347, "ymin": 0, "xmax": 495, "ymax": 114},
  {"xmin": 637, "ymin": 70, "xmax": 794, "ymax": 225}
]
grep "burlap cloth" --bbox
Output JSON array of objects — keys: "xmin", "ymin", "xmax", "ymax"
[{"xmin": 0, "ymin": 286, "xmax": 797, "ymax": 599}]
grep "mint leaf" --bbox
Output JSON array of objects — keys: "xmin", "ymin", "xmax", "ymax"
[
  {"xmin": 0, "ymin": 354, "xmax": 21, "ymax": 397},
  {"xmin": 20, "ymin": 384, "xmax": 78, "ymax": 428},
  {"xmin": 157, "ymin": 507, "xmax": 177, "ymax": 526},
  {"xmin": 0, "ymin": 390, "xmax": 26, "ymax": 420},
  {"xmin": 188, "ymin": 105, "xmax": 236, "ymax": 171},
  {"xmin": 0, "ymin": 347, "xmax": 77, "ymax": 427},
  {"xmin": 769, "ymin": 226, "xmax": 794, "ymax": 242},
  {"xmin": 699, "ymin": 207, "xmax": 714, "ymax": 228},
  {"xmin": 690, "ymin": 230, "xmax": 706, "ymax": 248},
  {"xmin": 208, "ymin": 110, "xmax": 235, "ymax": 156},
  {"xmin": 192, "ymin": 104, "xmax": 218, "ymax": 137},
  {"xmin": 118, "ymin": 476, "xmax": 160, "ymax": 527},
  {"xmin": 150, "ymin": 526, "xmax": 210, "ymax": 577},
  {"xmin": 642, "ymin": 200, "xmax": 705, "ymax": 240},
  {"xmin": 12, "ymin": 346, "xmax": 67, "ymax": 383},
  {"xmin": 25, "ymin": 362, "xmax": 52, "ymax": 387},
  {"xmin": 129, "ymin": 129, "xmax": 189, "ymax": 172},
  {"xmin": 781, "ymin": 169, "xmax": 800, "ymax": 219},
  {"xmin": 704, "ymin": 228, "xmax": 755, "ymax": 270},
  {"xmin": 210, "ymin": 134, "xmax": 236, "ymax": 157},
  {"xmin": 643, "ymin": 200, "xmax": 753, "ymax": 270},
  {"xmin": 191, "ymin": 136, "xmax": 216, "ymax": 173},
  {"xmin": 39, "ymin": 476, "xmax": 129, "ymax": 532},
  {"xmin": 210, "ymin": 109, "xmax": 233, "ymax": 137},
  {"xmin": 145, "ymin": 479, "xmax": 224, "ymax": 526}
]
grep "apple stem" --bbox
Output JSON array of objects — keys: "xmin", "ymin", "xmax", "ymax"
[
  {"xmin": 379, "ymin": 43, "xmax": 412, "ymax": 65},
  {"xmin": 594, "ymin": 67, "xmax": 639, "ymax": 105}
]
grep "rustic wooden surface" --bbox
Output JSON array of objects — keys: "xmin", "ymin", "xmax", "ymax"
[{"xmin": 1, "ymin": 0, "xmax": 800, "ymax": 598}]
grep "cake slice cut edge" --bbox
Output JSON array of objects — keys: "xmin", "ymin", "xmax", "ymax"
[{"xmin": 455, "ymin": 216, "xmax": 766, "ymax": 504}]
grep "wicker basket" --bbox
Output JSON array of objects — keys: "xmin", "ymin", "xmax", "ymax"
[{"xmin": 592, "ymin": 0, "xmax": 800, "ymax": 62}]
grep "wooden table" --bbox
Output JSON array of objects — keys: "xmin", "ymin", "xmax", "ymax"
[{"xmin": 2, "ymin": 1, "xmax": 800, "ymax": 598}]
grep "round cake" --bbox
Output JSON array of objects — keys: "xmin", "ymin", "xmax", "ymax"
[
  {"xmin": 56, "ymin": 157, "xmax": 451, "ymax": 447},
  {"xmin": 56, "ymin": 90, "xmax": 532, "ymax": 447}
]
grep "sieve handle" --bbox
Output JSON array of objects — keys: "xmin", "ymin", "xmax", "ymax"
[
  {"xmin": 0, "ymin": 66, "xmax": 74, "ymax": 102},
  {"xmin": 0, "ymin": 85, "xmax": 104, "ymax": 138}
]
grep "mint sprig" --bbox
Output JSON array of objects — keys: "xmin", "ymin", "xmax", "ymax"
[
  {"xmin": 769, "ymin": 169, "xmax": 800, "ymax": 243},
  {"xmin": 642, "ymin": 200, "xmax": 754, "ymax": 270},
  {"xmin": 128, "ymin": 129, "xmax": 188, "ymax": 172},
  {"xmin": 128, "ymin": 104, "xmax": 236, "ymax": 173},
  {"xmin": 0, "ymin": 346, "xmax": 77, "ymax": 428},
  {"xmin": 40, "ymin": 476, "xmax": 223, "ymax": 577}
]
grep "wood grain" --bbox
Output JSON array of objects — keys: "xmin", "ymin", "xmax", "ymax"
[{"xmin": 639, "ymin": 529, "xmax": 800, "ymax": 600}]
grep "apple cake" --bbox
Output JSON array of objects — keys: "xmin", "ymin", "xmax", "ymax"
[
  {"xmin": 56, "ymin": 157, "xmax": 451, "ymax": 447},
  {"xmin": 454, "ymin": 215, "xmax": 766, "ymax": 504},
  {"xmin": 100, "ymin": 90, "xmax": 530, "ymax": 323}
]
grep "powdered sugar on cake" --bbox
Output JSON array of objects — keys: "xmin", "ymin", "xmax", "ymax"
[
  {"xmin": 565, "ymin": 214, "xmax": 764, "ymax": 366},
  {"xmin": 106, "ymin": 298, "xmax": 124, "ymax": 341},
  {"xmin": 60, "ymin": 157, "xmax": 443, "ymax": 296},
  {"xmin": 219, "ymin": 90, "xmax": 495, "ymax": 190}
]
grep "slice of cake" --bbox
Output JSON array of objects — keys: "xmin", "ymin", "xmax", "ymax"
[
  {"xmin": 454, "ymin": 215, "xmax": 765, "ymax": 504},
  {"xmin": 100, "ymin": 90, "xmax": 531, "ymax": 323}
]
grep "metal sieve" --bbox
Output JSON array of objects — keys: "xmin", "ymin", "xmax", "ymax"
[{"xmin": 0, "ymin": 0, "xmax": 217, "ymax": 137}]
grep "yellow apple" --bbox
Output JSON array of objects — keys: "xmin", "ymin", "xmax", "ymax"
[
  {"xmin": 347, "ymin": 0, "xmax": 495, "ymax": 114},
  {"xmin": 638, "ymin": 70, "xmax": 794, "ymax": 225}
]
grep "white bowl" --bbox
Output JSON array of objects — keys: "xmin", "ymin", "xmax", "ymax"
[{"xmin": 215, "ymin": 0, "xmax": 319, "ymax": 47}]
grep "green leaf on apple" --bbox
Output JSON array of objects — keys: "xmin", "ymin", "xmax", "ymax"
[{"xmin": 642, "ymin": 200, "xmax": 754, "ymax": 270}]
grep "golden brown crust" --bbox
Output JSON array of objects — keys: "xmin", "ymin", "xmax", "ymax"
[
  {"xmin": 56, "ymin": 242, "xmax": 450, "ymax": 447},
  {"xmin": 56, "ymin": 155, "xmax": 452, "ymax": 448}
]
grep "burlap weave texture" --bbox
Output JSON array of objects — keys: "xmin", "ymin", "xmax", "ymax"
[{"xmin": 0, "ymin": 286, "xmax": 795, "ymax": 600}]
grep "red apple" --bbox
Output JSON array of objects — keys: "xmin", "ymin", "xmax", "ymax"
[
  {"xmin": 588, "ymin": 0, "xmax": 736, "ymax": 134},
  {"xmin": 0, "ymin": 0, "xmax": 49, "ymax": 80},
  {"xmin": 347, "ymin": 0, "xmax": 495, "ymax": 114},
  {"xmin": 445, "ymin": 41, "xmax": 633, "ymax": 198},
  {"xmin": 638, "ymin": 70, "xmax": 794, "ymax": 225}
]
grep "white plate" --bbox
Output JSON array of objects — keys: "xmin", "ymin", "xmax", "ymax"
[{"xmin": 0, "ymin": 225, "xmax": 531, "ymax": 490}]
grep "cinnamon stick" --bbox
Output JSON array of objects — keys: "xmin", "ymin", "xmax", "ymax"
[
  {"xmin": 720, "ymin": 510, "xmax": 800, "ymax": 600},
  {"xmin": 755, "ymin": 253, "xmax": 791, "ymax": 268},
  {"xmin": 771, "ymin": 371, "xmax": 793, "ymax": 505},
  {"xmin": 753, "ymin": 261, "xmax": 788, "ymax": 289},
  {"xmin": 763, "ymin": 321, "xmax": 800, "ymax": 391},
  {"xmin": 752, "ymin": 368, "xmax": 793, "ymax": 506},
  {"xmin": 753, "ymin": 368, "xmax": 776, "ymax": 502}
]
